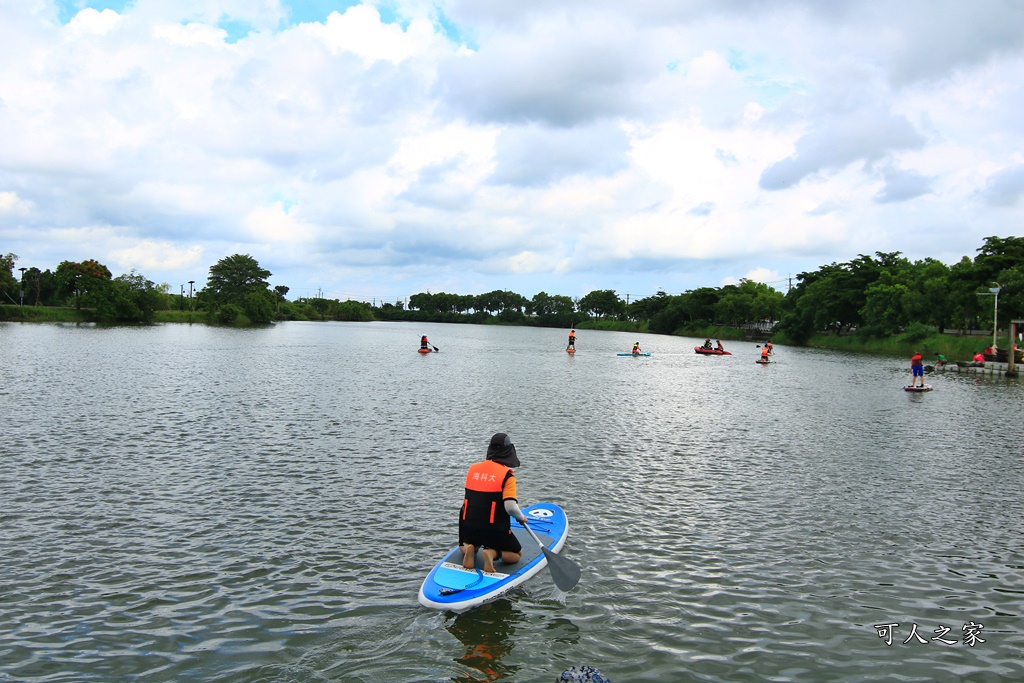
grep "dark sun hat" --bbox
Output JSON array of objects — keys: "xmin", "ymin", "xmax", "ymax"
[{"xmin": 486, "ymin": 432, "xmax": 520, "ymax": 467}]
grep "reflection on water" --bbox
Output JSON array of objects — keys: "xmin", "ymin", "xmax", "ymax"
[
  {"xmin": 448, "ymin": 601, "xmax": 525, "ymax": 682},
  {"xmin": 1, "ymin": 321, "xmax": 1022, "ymax": 682}
]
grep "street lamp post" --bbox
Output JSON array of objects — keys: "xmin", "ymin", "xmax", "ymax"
[
  {"xmin": 188, "ymin": 280, "xmax": 195, "ymax": 310},
  {"xmin": 18, "ymin": 267, "xmax": 26, "ymax": 306},
  {"xmin": 979, "ymin": 284, "xmax": 1001, "ymax": 352},
  {"xmin": 180, "ymin": 284, "xmax": 185, "ymax": 311},
  {"xmin": 990, "ymin": 285, "xmax": 1000, "ymax": 352}
]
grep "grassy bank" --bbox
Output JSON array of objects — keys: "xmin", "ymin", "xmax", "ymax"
[
  {"xmin": 772, "ymin": 330, "xmax": 994, "ymax": 361},
  {"xmin": 0, "ymin": 305, "xmax": 92, "ymax": 323}
]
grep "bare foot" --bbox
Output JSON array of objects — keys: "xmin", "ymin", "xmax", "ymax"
[
  {"xmin": 461, "ymin": 544, "xmax": 476, "ymax": 570},
  {"xmin": 481, "ymin": 549, "xmax": 496, "ymax": 573}
]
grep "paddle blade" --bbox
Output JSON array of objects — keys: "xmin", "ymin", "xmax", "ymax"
[{"xmin": 541, "ymin": 547, "xmax": 581, "ymax": 591}]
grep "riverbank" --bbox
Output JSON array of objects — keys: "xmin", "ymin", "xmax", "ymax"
[
  {"xmin": 1, "ymin": 304, "xmax": 1005, "ymax": 362},
  {"xmin": 772, "ymin": 329, "xmax": 995, "ymax": 362}
]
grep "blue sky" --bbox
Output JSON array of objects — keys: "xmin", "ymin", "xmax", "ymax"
[{"xmin": 3, "ymin": 1, "xmax": 1024, "ymax": 302}]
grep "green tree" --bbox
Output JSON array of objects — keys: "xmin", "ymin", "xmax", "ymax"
[
  {"xmin": 106, "ymin": 269, "xmax": 164, "ymax": 322},
  {"xmin": 628, "ymin": 291, "xmax": 671, "ymax": 322},
  {"xmin": 577, "ymin": 289, "xmax": 625, "ymax": 318},
  {"xmin": 54, "ymin": 259, "xmax": 113, "ymax": 309},
  {"xmin": 0, "ymin": 253, "xmax": 17, "ymax": 304},
  {"xmin": 860, "ymin": 275, "xmax": 911, "ymax": 334},
  {"xmin": 205, "ymin": 254, "xmax": 274, "ymax": 323}
]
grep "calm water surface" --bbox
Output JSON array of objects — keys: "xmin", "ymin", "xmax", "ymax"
[{"xmin": 1, "ymin": 321, "xmax": 1022, "ymax": 682}]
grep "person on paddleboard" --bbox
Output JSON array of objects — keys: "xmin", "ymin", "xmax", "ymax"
[
  {"xmin": 632, "ymin": 341, "xmax": 642, "ymax": 355},
  {"xmin": 910, "ymin": 351, "xmax": 924, "ymax": 387},
  {"xmin": 567, "ymin": 330, "xmax": 576, "ymax": 350},
  {"xmin": 760, "ymin": 345, "xmax": 771, "ymax": 362},
  {"xmin": 421, "ymin": 335, "xmax": 430, "ymax": 350},
  {"xmin": 459, "ymin": 433, "xmax": 529, "ymax": 573}
]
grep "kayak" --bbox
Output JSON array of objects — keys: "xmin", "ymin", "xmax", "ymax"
[
  {"xmin": 418, "ymin": 502, "xmax": 569, "ymax": 612},
  {"xmin": 617, "ymin": 352, "xmax": 651, "ymax": 356},
  {"xmin": 695, "ymin": 347, "xmax": 731, "ymax": 355}
]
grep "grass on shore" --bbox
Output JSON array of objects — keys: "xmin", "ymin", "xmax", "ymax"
[{"xmin": 775, "ymin": 330, "xmax": 995, "ymax": 362}]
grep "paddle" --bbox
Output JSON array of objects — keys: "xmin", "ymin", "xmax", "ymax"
[
  {"xmin": 522, "ymin": 522, "xmax": 581, "ymax": 591},
  {"xmin": 432, "ymin": 344, "xmax": 440, "ymax": 352}
]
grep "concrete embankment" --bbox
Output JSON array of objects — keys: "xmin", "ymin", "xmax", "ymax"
[{"xmin": 933, "ymin": 361, "xmax": 1019, "ymax": 377}]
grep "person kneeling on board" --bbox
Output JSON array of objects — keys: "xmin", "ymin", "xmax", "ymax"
[
  {"xmin": 459, "ymin": 433, "xmax": 529, "ymax": 573},
  {"xmin": 632, "ymin": 342, "xmax": 642, "ymax": 355}
]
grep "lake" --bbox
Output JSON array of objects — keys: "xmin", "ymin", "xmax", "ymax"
[{"xmin": 1, "ymin": 320, "xmax": 1022, "ymax": 682}]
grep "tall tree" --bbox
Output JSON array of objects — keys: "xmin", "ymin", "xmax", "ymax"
[
  {"xmin": 577, "ymin": 289, "xmax": 625, "ymax": 318},
  {"xmin": 0, "ymin": 253, "xmax": 17, "ymax": 304},
  {"xmin": 204, "ymin": 254, "xmax": 275, "ymax": 323},
  {"xmin": 54, "ymin": 259, "xmax": 112, "ymax": 309}
]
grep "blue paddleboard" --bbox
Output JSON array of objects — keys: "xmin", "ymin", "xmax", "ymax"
[
  {"xmin": 617, "ymin": 352, "xmax": 651, "ymax": 356},
  {"xmin": 418, "ymin": 502, "xmax": 569, "ymax": 612}
]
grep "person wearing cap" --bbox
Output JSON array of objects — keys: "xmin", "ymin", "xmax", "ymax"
[
  {"xmin": 459, "ymin": 433, "xmax": 529, "ymax": 573},
  {"xmin": 910, "ymin": 351, "xmax": 924, "ymax": 387}
]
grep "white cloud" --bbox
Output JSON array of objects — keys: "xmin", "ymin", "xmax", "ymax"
[
  {"xmin": 66, "ymin": 8, "xmax": 122, "ymax": 37},
  {"xmin": 1, "ymin": 0, "xmax": 1023, "ymax": 300},
  {"xmin": 0, "ymin": 191, "xmax": 34, "ymax": 215}
]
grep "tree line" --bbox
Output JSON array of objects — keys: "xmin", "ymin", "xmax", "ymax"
[{"xmin": 2, "ymin": 235, "xmax": 1022, "ymax": 339}]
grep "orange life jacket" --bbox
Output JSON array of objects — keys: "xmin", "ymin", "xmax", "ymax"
[{"xmin": 461, "ymin": 460, "xmax": 514, "ymax": 529}]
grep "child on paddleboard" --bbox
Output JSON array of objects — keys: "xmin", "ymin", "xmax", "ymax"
[{"xmin": 459, "ymin": 433, "xmax": 529, "ymax": 574}]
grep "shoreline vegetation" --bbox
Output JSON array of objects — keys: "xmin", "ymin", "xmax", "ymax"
[
  {"xmin": 0, "ymin": 302, "xmax": 999, "ymax": 362},
  {"xmin": 3, "ymin": 236, "xmax": 1021, "ymax": 362}
]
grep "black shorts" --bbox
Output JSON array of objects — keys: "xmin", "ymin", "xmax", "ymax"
[{"xmin": 459, "ymin": 524, "xmax": 523, "ymax": 554}]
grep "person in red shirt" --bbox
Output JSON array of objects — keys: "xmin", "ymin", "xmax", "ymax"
[
  {"xmin": 459, "ymin": 433, "xmax": 528, "ymax": 573},
  {"xmin": 910, "ymin": 351, "xmax": 924, "ymax": 387}
]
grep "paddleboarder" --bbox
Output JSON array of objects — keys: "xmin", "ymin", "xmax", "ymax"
[
  {"xmin": 567, "ymin": 329, "xmax": 576, "ymax": 351},
  {"xmin": 420, "ymin": 335, "xmax": 430, "ymax": 351},
  {"xmin": 632, "ymin": 341, "xmax": 642, "ymax": 355},
  {"xmin": 910, "ymin": 351, "xmax": 924, "ymax": 387},
  {"xmin": 760, "ymin": 345, "xmax": 771, "ymax": 362},
  {"xmin": 459, "ymin": 433, "xmax": 529, "ymax": 574}
]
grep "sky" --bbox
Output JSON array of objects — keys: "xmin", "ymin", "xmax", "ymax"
[{"xmin": 2, "ymin": 0, "xmax": 1023, "ymax": 304}]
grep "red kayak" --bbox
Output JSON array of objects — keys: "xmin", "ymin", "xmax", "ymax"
[{"xmin": 695, "ymin": 347, "xmax": 731, "ymax": 355}]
